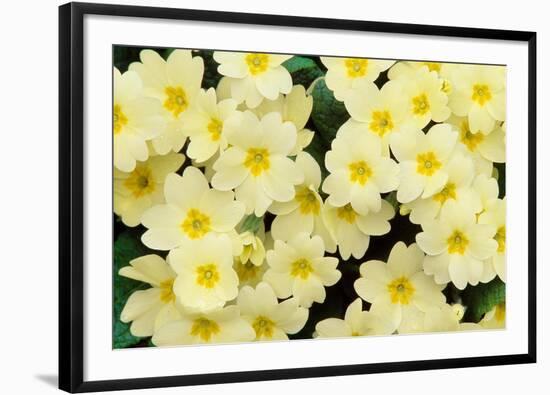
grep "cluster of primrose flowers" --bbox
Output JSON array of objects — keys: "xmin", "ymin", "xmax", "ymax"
[{"xmin": 114, "ymin": 49, "xmax": 506, "ymax": 346}]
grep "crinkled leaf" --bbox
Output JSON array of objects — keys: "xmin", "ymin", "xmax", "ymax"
[
  {"xmin": 282, "ymin": 56, "xmax": 324, "ymax": 88},
  {"xmin": 310, "ymin": 78, "xmax": 349, "ymax": 144},
  {"xmin": 113, "ymin": 230, "xmax": 151, "ymax": 349},
  {"xmin": 462, "ymin": 278, "xmax": 506, "ymax": 323}
]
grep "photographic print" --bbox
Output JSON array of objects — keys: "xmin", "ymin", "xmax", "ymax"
[{"xmin": 112, "ymin": 47, "xmax": 507, "ymax": 349}]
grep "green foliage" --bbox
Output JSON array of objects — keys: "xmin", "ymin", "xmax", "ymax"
[
  {"xmin": 282, "ymin": 56, "xmax": 324, "ymax": 88},
  {"xmin": 462, "ymin": 278, "xmax": 505, "ymax": 322},
  {"xmin": 310, "ymin": 78, "xmax": 350, "ymax": 144},
  {"xmin": 240, "ymin": 214, "xmax": 263, "ymax": 234},
  {"xmin": 196, "ymin": 49, "xmax": 223, "ymax": 90},
  {"xmin": 113, "ymin": 230, "xmax": 151, "ymax": 349}
]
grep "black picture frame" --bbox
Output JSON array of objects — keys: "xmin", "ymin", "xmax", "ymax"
[{"xmin": 59, "ymin": 2, "xmax": 537, "ymax": 393}]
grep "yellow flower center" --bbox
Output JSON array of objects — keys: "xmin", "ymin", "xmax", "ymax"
[
  {"xmin": 295, "ymin": 187, "xmax": 320, "ymax": 215},
  {"xmin": 337, "ymin": 203, "xmax": 357, "ymax": 224},
  {"xmin": 432, "ymin": 183, "xmax": 457, "ymax": 204},
  {"xmin": 181, "ymin": 208, "xmax": 211, "ymax": 239},
  {"xmin": 494, "ymin": 303, "xmax": 506, "ymax": 322},
  {"xmin": 113, "ymin": 104, "xmax": 128, "ymax": 134},
  {"xmin": 123, "ymin": 165, "xmax": 156, "ymax": 198},
  {"xmin": 441, "ymin": 79, "xmax": 452, "ymax": 94},
  {"xmin": 235, "ymin": 259, "xmax": 261, "ymax": 282},
  {"xmin": 459, "ymin": 120, "xmax": 484, "ymax": 151},
  {"xmin": 290, "ymin": 258, "xmax": 314, "ymax": 280},
  {"xmin": 159, "ymin": 279, "xmax": 175, "ymax": 304},
  {"xmin": 252, "ymin": 315, "xmax": 276, "ymax": 339},
  {"xmin": 446, "ymin": 230, "xmax": 469, "ymax": 255},
  {"xmin": 190, "ymin": 318, "xmax": 221, "ymax": 342},
  {"xmin": 348, "ymin": 160, "xmax": 373, "ymax": 186},
  {"xmin": 195, "ymin": 263, "xmax": 221, "ymax": 289},
  {"xmin": 164, "ymin": 86, "xmax": 188, "ymax": 117},
  {"xmin": 412, "ymin": 93, "xmax": 431, "ymax": 115},
  {"xmin": 207, "ymin": 118, "xmax": 223, "ymax": 141},
  {"xmin": 344, "ymin": 58, "xmax": 368, "ymax": 78},
  {"xmin": 244, "ymin": 147, "xmax": 270, "ymax": 177},
  {"xmin": 369, "ymin": 110, "xmax": 394, "ymax": 137},
  {"xmin": 422, "ymin": 62, "xmax": 441, "ymax": 73},
  {"xmin": 495, "ymin": 226, "xmax": 506, "ymax": 253},
  {"xmin": 471, "ymin": 83, "xmax": 492, "ymax": 106},
  {"xmin": 416, "ymin": 151, "xmax": 442, "ymax": 176},
  {"xmin": 245, "ymin": 53, "xmax": 270, "ymax": 75},
  {"xmin": 387, "ymin": 276, "xmax": 415, "ymax": 305}
]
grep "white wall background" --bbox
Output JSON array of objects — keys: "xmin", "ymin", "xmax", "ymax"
[{"xmin": 0, "ymin": 0, "xmax": 545, "ymax": 393}]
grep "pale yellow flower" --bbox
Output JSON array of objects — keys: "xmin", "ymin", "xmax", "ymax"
[
  {"xmin": 321, "ymin": 57, "xmax": 395, "ymax": 101},
  {"xmin": 114, "ymin": 153, "xmax": 184, "ymax": 226},
  {"xmin": 141, "ymin": 166, "xmax": 245, "ymax": 253},
  {"xmin": 129, "ymin": 49, "xmax": 204, "ymax": 154},
  {"xmin": 211, "ymin": 111, "xmax": 303, "ymax": 216},
  {"xmin": 152, "ymin": 305, "xmax": 255, "ymax": 345},
  {"xmin": 213, "ymin": 51, "xmax": 293, "ymax": 108},
  {"xmin": 315, "ymin": 298, "xmax": 395, "ymax": 338},
  {"xmin": 113, "ymin": 67, "xmax": 165, "ymax": 172},
  {"xmin": 264, "ymin": 233, "xmax": 341, "ymax": 308},
  {"xmin": 323, "ymin": 200, "xmax": 394, "ymax": 260},
  {"xmin": 119, "ymin": 254, "xmax": 181, "ymax": 337},
  {"xmin": 237, "ymin": 282, "xmax": 308, "ymax": 341},
  {"xmin": 354, "ymin": 242, "xmax": 446, "ymax": 333},
  {"xmin": 168, "ymin": 234, "xmax": 239, "ymax": 311}
]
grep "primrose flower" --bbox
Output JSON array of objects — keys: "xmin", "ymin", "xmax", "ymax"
[
  {"xmin": 113, "ymin": 67, "xmax": 165, "ymax": 172},
  {"xmin": 397, "ymin": 67, "xmax": 451, "ymax": 128},
  {"xmin": 448, "ymin": 64, "xmax": 506, "ymax": 134},
  {"xmin": 237, "ymin": 282, "xmax": 308, "ymax": 341},
  {"xmin": 404, "ymin": 152, "xmax": 480, "ymax": 225},
  {"xmin": 119, "ymin": 254, "xmax": 180, "ymax": 337},
  {"xmin": 168, "ymin": 234, "xmax": 239, "ymax": 311},
  {"xmin": 213, "ymin": 51, "xmax": 293, "ymax": 108},
  {"xmin": 114, "ymin": 153, "xmax": 185, "ymax": 227},
  {"xmin": 416, "ymin": 200, "xmax": 498, "ymax": 290},
  {"xmin": 141, "ymin": 166, "xmax": 245, "ymax": 252},
  {"xmin": 264, "ymin": 233, "xmax": 341, "ymax": 308},
  {"xmin": 323, "ymin": 200, "xmax": 394, "ymax": 260},
  {"xmin": 211, "ymin": 111, "xmax": 304, "ymax": 216},
  {"xmin": 321, "ymin": 56, "xmax": 395, "ymax": 101},
  {"xmin": 392, "ymin": 123, "xmax": 458, "ymax": 203},
  {"xmin": 129, "ymin": 49, "xmax": 204, "ymax": 154},
  {"xmin": 180, "ymin": 88, "xmax": 239, "ymax": 163},
  {"xmin": 423, "ymin": 304, "xmax": 481, "ymax": 332},
  {"xmin": 252, "ymin": 85, "xmax": 314, "ymax": 154},
  {"xmin": 152, "ymin": 305, "xmax": 255, "ymax": 345},
  {"xmin": 269, "ymin": 152, "xmax": 335, "ymax": 251},
  {"xmin": 343, "ymin": 79, "xmax": 407, "ymax": 151},
  {"xmin": 354, "ymin": 242, "xmax": 446, "ymax": 334},
  {"xmin": 478, "ymin": 198, "xmax": 506, "ymax": 281},
  {"xmin": 448, "ymin": 115, "xmax": 505, "ymax": 165},
  {"xmin": 323, "ymin": 122, "xmax": 399, "ymax": 215},
  {"xmin": 315, "ymin": 298, "xmax": 395, "ymax": 338}
]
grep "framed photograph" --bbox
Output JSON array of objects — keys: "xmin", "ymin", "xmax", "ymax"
[{"xmin": 59, "ymin": 2, "xmax": 537, "ymax": 393}]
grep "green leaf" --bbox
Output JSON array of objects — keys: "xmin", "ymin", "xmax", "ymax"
[
  {"xmin": 113, "ymin": 230, "xmax": 151, "ymax": 349},
  {"xmin": 240, "ymin": 214, "xmax": 263, "ymax": 234},
  {"xmin": 195, "ymin": 50, "xmax": 223, "ymax": 90},
  {"xmin": 282, "ymin": 56, "xmax": 324, "ymax": 87},
  {"xmin": 310, "ymin": 78, "xmax": 349, "ymax": 144},
  {"xmin": 462, "ymin": 278, "xmax": 506, "ymax": 323}
]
